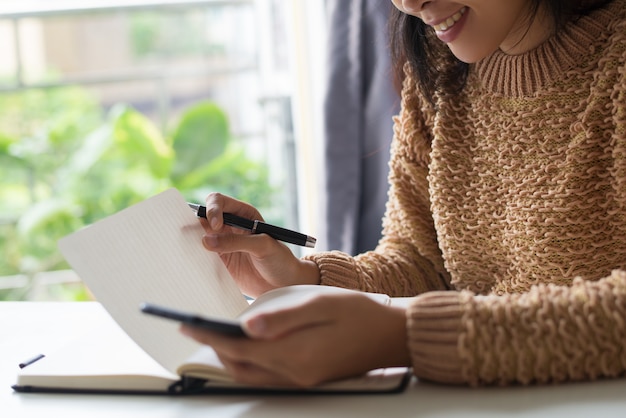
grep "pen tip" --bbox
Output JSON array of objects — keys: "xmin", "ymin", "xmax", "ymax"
[{"xmin": 187, "ymin": 203, "xmax": 206, "ymax": 218}]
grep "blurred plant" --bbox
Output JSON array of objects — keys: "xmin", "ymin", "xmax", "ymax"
[{"xmin": 0, "ymin": 89, "xmax": 275, "ymax": 300}]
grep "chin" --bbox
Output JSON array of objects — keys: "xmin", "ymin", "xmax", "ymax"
[
  {"xmin": 448, "ymin": 45, "xmax": 495, "ymax": 64},
  {"xmin": 449, "ymin": 49, "xmax": 482, "ymax": 64}
]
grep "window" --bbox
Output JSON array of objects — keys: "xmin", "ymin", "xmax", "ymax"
[{"xmin": 0, "ymin": 0, "xmax": 325, "ymax": 300}]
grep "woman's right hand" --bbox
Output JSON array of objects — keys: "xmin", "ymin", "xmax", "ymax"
[{"xmin": 200, "ymin": 192, "xmax": 320, "ymax": 298}]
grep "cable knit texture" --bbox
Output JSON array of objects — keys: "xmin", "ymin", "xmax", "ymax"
[{"xmin": 306, "ymin": 0, "xmax": 626, "ymax": 385}]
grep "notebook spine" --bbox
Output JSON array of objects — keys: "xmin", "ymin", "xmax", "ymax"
[{"xmin": 167, "ymin": 376, "xmax": 207, "ymax": 395}]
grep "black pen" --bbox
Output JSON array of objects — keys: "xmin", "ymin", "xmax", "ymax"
[
  {"xmin": 188, "ymin": 203, "xmax": 316, "ymax": 248},
  {"xmin": 19, "ymin": 354, "xmax": 45, "ymax": 369}
]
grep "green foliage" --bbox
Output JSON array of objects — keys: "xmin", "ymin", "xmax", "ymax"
[
  {"xmin": 171, "ymin": 101, "xmax": 229, "ymax": 182},
  {"xmin": 0, "ymin": 88, "xmax": 276, "ymax": 300}
]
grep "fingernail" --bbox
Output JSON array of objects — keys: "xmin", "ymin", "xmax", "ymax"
[{"xmin": 210, "ymin": 216, "xmax": 220, "ymax": 230}]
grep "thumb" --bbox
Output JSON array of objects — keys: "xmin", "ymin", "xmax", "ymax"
[{"xmin": 241, "ymin": 300, "xmax": 333, "ymax": 340}]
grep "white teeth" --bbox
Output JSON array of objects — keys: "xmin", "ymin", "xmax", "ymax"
[{"xmin": 433, "ymin": 7, "xmax": 466, "ymax": 32}]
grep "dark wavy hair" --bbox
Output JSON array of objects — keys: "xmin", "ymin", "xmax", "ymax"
[{"xmin": 389, "ymin": 0, "xmax": 613, "ymax": 105}]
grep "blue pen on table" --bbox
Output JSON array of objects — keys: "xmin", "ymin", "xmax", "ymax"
[{"xmin": 188, "ymin": 203, "xmax": 316, "ymax": 248}]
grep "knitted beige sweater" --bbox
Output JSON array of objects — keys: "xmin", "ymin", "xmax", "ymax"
[{"xmin": 307, "ymin": 0, "xmax": 626, "ymax": 385}]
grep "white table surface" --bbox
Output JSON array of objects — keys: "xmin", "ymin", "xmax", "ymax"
[{"xmin": 2, "ymin": 301, "xmax": 625, "ymax": 418}]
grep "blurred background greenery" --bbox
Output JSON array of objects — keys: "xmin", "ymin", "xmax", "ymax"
[
  {"xmin": 0, "ymin": 87, "xmax": 275, "ymax": 301},
  {"xmin": 0, "ymin": 0, "xmax": 298, "ymax": 301},
  {"xmin": 0, "ymin": 1, "xmax": 301, "ymax": 302}
]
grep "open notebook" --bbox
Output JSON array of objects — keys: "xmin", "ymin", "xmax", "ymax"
[{"xmin": 13, "ymin": 188, "xmax": 411, "ymax": 395}]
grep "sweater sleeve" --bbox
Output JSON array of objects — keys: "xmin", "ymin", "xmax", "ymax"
[
  {"xmin": 304, "ymin": 69, "xmax": 450, "ymax": 297},
  {"xmin": 407, "ymin": 270, "xmax": 626, "ymax": 385}
]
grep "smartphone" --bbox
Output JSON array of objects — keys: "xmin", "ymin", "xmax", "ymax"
[{"xmin": 140, "ymin": 302, "xmax": 246, "ymax": 337}]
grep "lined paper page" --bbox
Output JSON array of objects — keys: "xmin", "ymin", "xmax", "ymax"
[{"xmin": 58, "ymin": 188, "xmax": 248, "ymax": 374}]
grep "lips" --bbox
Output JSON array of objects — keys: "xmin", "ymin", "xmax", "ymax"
[{"xmin": 431, "ymin": 6, "xmax": 467, "ymax": 32}]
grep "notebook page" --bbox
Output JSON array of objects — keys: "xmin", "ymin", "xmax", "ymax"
[
  {"xmin": 58, "ymin": 188, "xmax": 249, "ymax": 374},
  {"xmin": 17, "ymin": 318, "xmax": 179, "ymax": 391}
]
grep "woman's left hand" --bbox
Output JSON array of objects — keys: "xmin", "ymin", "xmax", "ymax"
[{"xmin": 180, "ymin": 292, "xmax": 410, "ymax": 387}]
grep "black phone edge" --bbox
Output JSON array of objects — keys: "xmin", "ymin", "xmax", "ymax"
[{"xmin": 140, "ymin": 302, "xmax": 246, "ymax": 337}]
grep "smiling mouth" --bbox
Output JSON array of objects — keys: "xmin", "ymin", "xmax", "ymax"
[{"xmin": 432, "ymin": 7, "xmax": 467, "ymax": 32}]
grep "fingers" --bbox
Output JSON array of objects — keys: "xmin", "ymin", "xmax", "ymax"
[
  {"xmin": 202, "ymin": 231, "xmax": 286, "ymax": 258},
  {"xmin": 203, "ymin": 192, "xmax": 262, "ymax": 231},
  {"xmin": 180, "ymin": 324, "xmax": 324, "ymax": 388},
  {"xmin": 179, "ymin": 325, "xmax": 297, "ymax": 386},
  {"xmin": 242, "ymin": 296, "xmax": 336, "ymax": 339},
  {"xmin": 215, "ymin": 355, "xmax": 300, "ymax": 387}
]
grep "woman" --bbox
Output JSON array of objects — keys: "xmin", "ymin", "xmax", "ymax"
[{"xmin": 182, "ymin": 0, "xmax": 626, "ymax": 387}]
